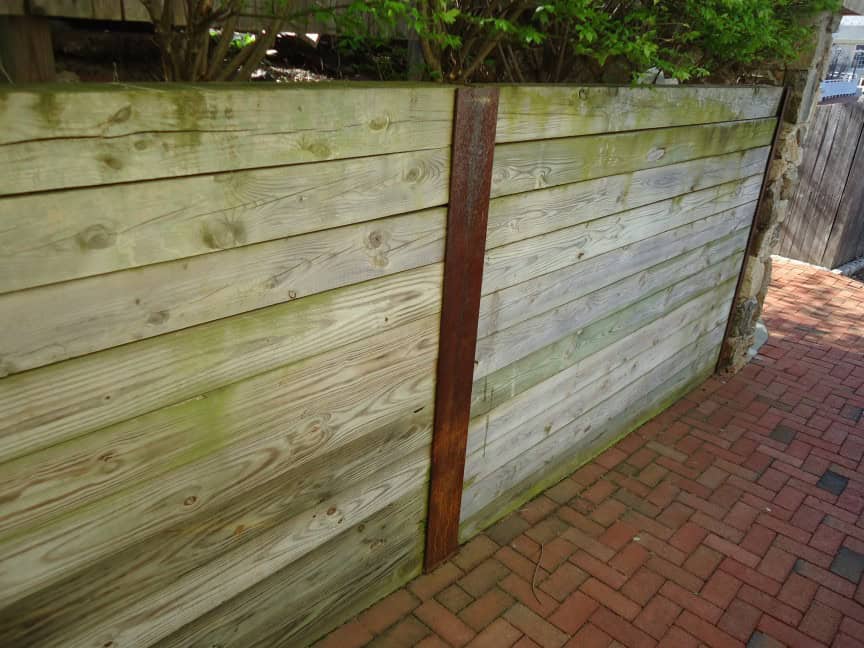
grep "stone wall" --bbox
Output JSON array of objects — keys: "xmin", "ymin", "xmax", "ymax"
[{"xmin": 718, "ymin": 11, "xmax": 843, "ymax": 373}]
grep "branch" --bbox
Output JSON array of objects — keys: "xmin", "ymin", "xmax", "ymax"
[{"xmin": 207, "ymin": 14, "xmax": 239, "ymax": 79}]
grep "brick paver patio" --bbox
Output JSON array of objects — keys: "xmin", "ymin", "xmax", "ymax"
[{"xmin": 317, "ymin": 258, "xmax": 864, "ymax": 648}]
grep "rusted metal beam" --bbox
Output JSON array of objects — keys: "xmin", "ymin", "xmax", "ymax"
[{"xmin": 424, "ymin": 86, "xmax": 499, "ymax": 571}]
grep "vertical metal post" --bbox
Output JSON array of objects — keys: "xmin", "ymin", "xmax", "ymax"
[{"xmin": 424, "ymin": 86, "xmax": 499, "ymax": 571}]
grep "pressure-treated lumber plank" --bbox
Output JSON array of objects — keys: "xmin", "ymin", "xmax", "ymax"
[
  {"xmin": 465, "ymin": 282, "xmax": 734, "ymax": 486},
  {"xmin": 0, "ymin": 207, "xmax": 445, "ymax": 375},
  {"xmin": 0, "ymin": 263, "xmax": 442, "ymax": 465},
  {"xmin": 481, "ymin": 174, "xmax": 761, "ymax": 296},
  {"xmin": 490, "ymin": 119, "xmax": 775, "ymax": 198},
  {"xmin": 475, "ymin": 203, "xmax": 755, "ymax": 379},
  {"xmin": 0, "ymin": 147, "xmax": 450, "ymax": 294},
  {"xmin": 486, "ymin": 147, "xmax": 770, "ymax": 249},
  {"xmin": 478, "ymin": 212, "xmax": 748, "ymax": 341},
  {"xmin": 48, "ymin": 449, "xmax": 430, "ymax": 648},
  {"xmin": 461, "ymin": 325, "xmax": 725, "ymax": 525},
  {"xmin": 0, "ymin": 417, "xmax": 431, "ymax": 646},
  {"xmin": 470, "ymin": 236, "xmax": 746, "ymax": 419},
  {"xmin": 426, "ymin": 86, "xmax": 498, "ymax": 570},
  {"xmin": 0, "ymin": 313, "xmax": 437, "ymax": 542},
  {"xmin": 495, "ymin": 85, "xmax": 783, "ymax": 143},
  {"xmin": 0, "ymin": 84, "xmax": 455, "ymax": 195},
  {"xmin": 460, "ymin": 346, "xmax": 717, "ymax": 541},
  {"xmin": 159, "ymin": 489, "xmax": 425, "ymax": 648}
]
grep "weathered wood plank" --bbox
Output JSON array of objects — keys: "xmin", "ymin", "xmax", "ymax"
[
  {"xmin": 478, "ymin": 212, "xmax": 748, "ymax": 341},
  {"xmin": 0, "ymin": 313, "xmax": 437, "ymax": 542},
  {"xmin": 0, "ymin": 85, "xmax": 455, "ymax": 195},
  {"xmin": 0, "ymin": 147, "xmax": 451, "ymax": 294},
  {"xmin": 801, "ymin": 104, "xmax": 863, "ymax": 265},
  {"xmin": 0, "ymin": 415, "xmax": 431, "ymax": 646},
  {"xmin": 426, "ymin": 87, "xmax": 498, "ymax": 571},
  {"xmin": 486, "ymin": 147, "xmax": 770, "ymax": 249},
  {"xmin": 481, "ymin": 175, "xmax": 761, "ymax": 296},
  {"xmin": 54, "ymin": 449, "xmax": 430, "ymax": 648},
  {"xmin": 0, "ymin": 208, "xmax": 445, "ymax": 375},
  {"xmin": 0, "ymin": 16, "xmax": 55, "ymax": 82},
  {"xmin": 460, "ymin": 346, "xmax": 717, "ymax": 540},
  {"xmin": 461, "ymin": 325, "xmax": 724, "ymax": 524},
  {"xmin": 0, "ymin": 263, "xmax": 442, "ymax": 465},
  {"xmin": 825, "ymin": 124, "xmax": 864, "ymax": 266},
  {"xmin": 465, "ymin": 282, "xmax": 733, "ymax": 486},
  {"xmin": 159, "ymin": 489, "xmax": 425, "ymax": 648},
  {"xmin": 495, "ymin": 86, "xmax": 783, "ymax": 143},
  {"xmin": 470, "ymin": 236, "xmax": 745, "ymax": 419},
  {"xmin": 475, "ymin": 204, "xmax": 754, "ymax": 379},
  {"xmin": 490, "ymin": 119, "xmax": 775, "ymax": 197}
]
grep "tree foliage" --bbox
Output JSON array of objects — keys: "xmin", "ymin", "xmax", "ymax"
[{"xmin": 336, "ymin": 0, "xmax": 842, "ymax": 83}]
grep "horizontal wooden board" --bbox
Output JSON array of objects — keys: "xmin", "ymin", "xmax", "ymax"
[
  {"xmin": 481, "ymin": 175, "xmax": 761, "ymax": 296},
  {"xmin": 471, "ymin": 234, "xmax": 746, "ymax": 419},
  {"xmin": 490, "ymin": 119, "xmax": 775, "ymax": 197},
  {"xmin": 0, "ymin": 415, "xmax": 431, "ymax": 646},
  {"xmin": 479, "ymin": 209, "xmax": 749, "ymax": 340},
  {"xmin": 0, "ymin": 85, "xmax": 455, "ymax": 195},
  {"xmin": 475, "ymin": 204, "xmax": 754, "ymax": 379},
  {"xmin": 460, "ymin": 346, "xmax": 717, "ymax": 540},
  {"xmin": 158, "ymin": 489, "xmax": 425, "ymax": 648},
  {"xmin": 52, "ymin": 448, "xmax": 430, "ymax": 648},
  {"xmin": 0, "ymin": 208, "xmax": 445, "ymax": 375},
  {"xmin": 0, "ymin": 147, "xmax": 451, "ymax": 294},
  {"xmin": 461, "ymin": 325, "xmax": 724, "ymax": 523},
  {"xmin": 0, "ymin": 313, "xmax": 437, "ymax": 541},
  {"xmin": 465, "ymin": 282, "xmax": 733, "ymax": 486},
  {"xmin": 0, "ymin": 263, "xmax": 442, "ymax": 465},
  {"xmin": 486, "ymin": 147, "xmax": 769, "ymax": 250},
  {"xmin": 495, "ymin": 85, "xmax": 783, "ymax": 143}
]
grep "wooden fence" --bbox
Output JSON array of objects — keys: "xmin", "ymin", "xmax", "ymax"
[
  {"xmin": 777, "ymin": 101, "xmax": 864, "ymax": 268},
  {"xmin": 0, "ymin": 82, "xmax": 781, "ymax": 647}
]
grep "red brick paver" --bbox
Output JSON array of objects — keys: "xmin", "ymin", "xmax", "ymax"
[{"xmin": 317, "ymin": 259, "xmax": 864, "ymax": 647}]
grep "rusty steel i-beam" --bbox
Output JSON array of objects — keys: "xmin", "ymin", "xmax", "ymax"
[{"xmin": 424, "ymin": 86, "xmax": 500, "ymax": 571}]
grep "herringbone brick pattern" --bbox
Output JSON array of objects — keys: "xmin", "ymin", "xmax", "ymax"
[{"xmin": 317, "ymin": 259, "xmax": 864, "ymax": 647}]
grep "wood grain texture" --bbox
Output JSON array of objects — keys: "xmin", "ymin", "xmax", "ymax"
[
  {"xmin": 0, "ymin": 420, "xmax": 430, "ymax": 647},
  {"xmin": 475, "ymin": 203, "xmax": 755, "ymax": 379},
  {"xmin": 471, "ymin": 235, "xmax": 746, "ymax": 419},
  {"xmin": 460, "ymin": 346, "xmax": 717, "ymax": 541},
  {"xmin": 50, "ymin": 449, "xmax": 430, "ymax": 648},
  {"xmin": 426, "ymin": 86, "xmax": 499, "ymax": 571},
  {"xmin": 465, "ymin": 282, "xmax": 734, "ymax": 487},
  {"xmin": 0, "ymin": 147, "xmax": 450, "ymax": 294},
  {"xmin": 461, "ymin": 325, "xmax": 725, "ymax": 524},
  {"xmin": 780, "ymin": 102, "xmax": 864, "ymax": 268},
  {"xmin": 0, "ymin": 84, "xmax": 455, "ymax": 195},
  {"xmin": 485, "ymin": 147, "xmax": 770, "ymax": 249},
  {"xmin": 0, "ymin": 208, "xmax": 445, "ymax": 375},
  {"xmin": 495, "ymin": 85, "xmax": 783, "ymax": 143},
  {"xmin": 0, "ymin": 314, "xmax": 437, "ymax": 543},
  {"xmin": 481, "ymin": 175, "xmax": 761, "ymax": 296},
  {"xmin": 158, "ymin": 489, "xmax": 425, "ymax": 648},
  {"xmin": 0, "ymin": 263, "xmax": 442, "ymax": 465},
  {"xmin": 490, "ymin": 119, "xmax": 775, "ymax": 197},
  {"xmin": 478, "ymin": 214, "xmax": 749, "ymax": 342}
]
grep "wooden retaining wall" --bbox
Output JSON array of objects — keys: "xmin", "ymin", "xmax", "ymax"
[
  {"xmin": 777, "ymin": 101, "xmax": 864, "ymax": 268},
  {"xmin": 0, "ymin": 82, "xmax": 781, "ymax": 647},
  {"xmin": 459, "ymin": 85, "xmax": 781, "ymax": 540}
]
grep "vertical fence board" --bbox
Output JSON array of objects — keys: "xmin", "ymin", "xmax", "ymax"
[{"xmin": 779, "ymin": 102, "xmax": 864, "ymax": 268}]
